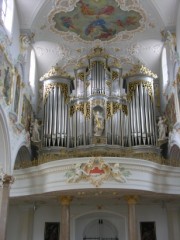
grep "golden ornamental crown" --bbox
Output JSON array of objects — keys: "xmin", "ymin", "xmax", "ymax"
[
  {"xmin": 40, "ymin": 64, "xmax": 73, "ymax": 81},
  {"xmin": 125, "ymin": 64, "xmax": 158, "ymax": 79}
]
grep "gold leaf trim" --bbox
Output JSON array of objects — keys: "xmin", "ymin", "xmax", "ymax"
[
  {"xmin": 125, "ymin": 64, "xmax": 158, "ymax": 79},
  {"xmin": 44, "ymin": 83, "xmax": 68, "ymax": 102},
  {"xmin": 127, "ymin": 80, "xmax": 153, "ymax": 101},
  {"xmin": 40, "ymin": 65, "xmax": 73, "ymax": 81}
]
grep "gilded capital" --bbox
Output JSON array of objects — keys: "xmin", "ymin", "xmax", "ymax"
[
  {"xmin": 0, "ymin": 172, "xmax": 15, "ymax": 185},
  {"xmin": 125, "ymin": 195, "xmax": 138, "ymax": 205},
  {"xmin": 59, "ymin": 196, "xmax": 73, "ymax": 206}
]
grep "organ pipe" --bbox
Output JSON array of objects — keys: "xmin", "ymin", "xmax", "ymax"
[
  {"xmin": 132, "ymin": 94, "xmax": 138, "ymax": 145},
  {"xmin": 144, "ymin": 90, "xmax": 150, "ymax": 144},
  {"xmin": 40, "ymin": 48, "xmax": 157, "ymax": 150},
  {"xmin": 135, "ymin": 87, "xmax": 141, "ymax": 144}
]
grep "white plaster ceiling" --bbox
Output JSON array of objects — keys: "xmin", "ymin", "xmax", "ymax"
[{"xmin": 15, "ymin": 0, "xmax": 178, "ymax": 81}]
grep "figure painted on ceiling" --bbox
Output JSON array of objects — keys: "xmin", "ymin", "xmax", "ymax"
[
  {"xmin": 79, "ymin": 0, "xmax": 95, "ymax": 16},
  {"xmin": 97, "ymin": 5, "xmax": 115, "ymax": 16},
  {"xmin": 60, "ymin": 16, "xmax": 76, "ymax": 31}
]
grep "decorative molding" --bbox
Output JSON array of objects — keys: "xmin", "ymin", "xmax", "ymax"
[
  {"xmin": 59, "ymin": 195, "xmax": 73, "ymax": 205},
  {"xmin": 20, "ymin": 32, "xmax": 35, "ymax": 52},
  {"xmin": 87, "ymin": 47, "xmax": 109, "ymax": 59},
  {"xmin": 14, "ymin": 146, "xmax": 168, "ymax": 169},
  {"xmin": 70, "ymin": 102, "xmax": 90, "ymax": 118},
  {"xmin": 106, "ymin": 101, "xmax": 128, "ymax": 119},
  {"xmin": 125, "ymin": 64, "xmax": 158, "ymax": 79},
  {"xmin": 128, "ymin": 42, "xmax": 162, "ymax": 56},
  {"xmin": 125, "ymin": 195, "xmax": 139, "ymax": 204},
  {"xmin": 44, "ymin": 82, "xmax": 69, "ymax": 103},
  {"xmin": 0, "ymin": 171, "xmax": 15, "ymax": 185},
  {"xmin": 65, "ymin": 157, "xmax": 131, "ymax": 187},
  {"xmin": 40, "ymin": 64, "xmax": 73, "ymax": 81},
  {"xmin": 168, "ymin": 122, "xmax": 180, "ymax": 149},
  {"xmin": 127, "ymin": 80, "xmax": 153, "ymax": 101}
]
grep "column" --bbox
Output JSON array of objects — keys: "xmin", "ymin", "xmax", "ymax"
[
  {"xmin": 59, "ymin": 196, "xmax": 72, "ymax": 240},
  {"xmin": 0, "ymin": 172, "xmax": 14, "ymax": 240},
  {"xmin": 125, "ymin": 195, "xmax": 138, "ymax": 240}
]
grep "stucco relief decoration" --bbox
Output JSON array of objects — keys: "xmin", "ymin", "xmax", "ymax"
[
  {"xmin": 168, "ymin": 122, "xmax": 180, "ymax": 149},
  {"xmin": 0, "ymin": 170, "xmax": 15, "ymax": 185},
  {"xmin": 0, "ymin": 47, "xmax": 13, "ymax": 105},
  {"xmin": 49, "ymin": 0, "xmax": 146, "ymax": 43},
  {"xmin": 21, "ymin": 95, "xmax": 33, "ymax": 132},
  {"xmin": 162, "ymin": 30, "xmax": 176, "ymax": 60},
  {"xmin": 65, "ymin": 157, "xmax": 131, "ymax": 187},
  {"xmin": 40, "ymin": 64, "xmax": 73, "ymax": 81},
  {"xmin": 164, "ymin": 94, "xmax": 176, "ymax": 130},
  {"xmin": 20, "ymin": 32, "xmax": 34, "ymax": 52}
]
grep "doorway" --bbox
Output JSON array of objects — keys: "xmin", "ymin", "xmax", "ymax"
[
  {"xmin": 75, "ymin": 211, "xmax": 126, "ymax": 240},
  {"xmin": 83, "ymin": 219, "xmax": 118, "ymax": 240}
]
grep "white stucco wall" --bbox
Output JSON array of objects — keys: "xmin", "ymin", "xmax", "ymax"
[
  {"xmin": 6, "ymin": 201, "xmax": 175, "ymax": 240},
  {"xmin": 176, "ymin": 1, "xmax": 180, "ymax": 55}
]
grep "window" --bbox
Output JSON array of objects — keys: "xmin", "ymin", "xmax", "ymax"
[
  {"xmin": 1, "ymin": 0, "xmax": 14, "ymax": 35},
  {"xmin": 161, "ymin": 47, "xmax": 168, "ymax": 93},
  {"xmin": 29, "ymin": 49, "xmax": 36, "ymax": 91},
  {"xmin": 0, "ymin": 0, "xmax": 7, "ymax": 21}
]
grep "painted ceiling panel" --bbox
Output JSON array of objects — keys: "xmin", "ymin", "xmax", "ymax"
[
  {"xmin": 15, "ymin": 0, "xmax": 178, "ymax": 79},
  {"xmin": 49, "ymin": 0, "xmax": 144, "ymax": 41}
]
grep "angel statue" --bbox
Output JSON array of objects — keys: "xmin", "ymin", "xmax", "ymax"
[
  {"xmin": 31, "ymin": 119, "xmax": 41, "ymax": 142},
  {"xmin": 93, "ymin": 110, "xmax": 104, "ymax": 137}
]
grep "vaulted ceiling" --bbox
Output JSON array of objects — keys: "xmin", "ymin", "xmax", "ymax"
[{"xmin": 15, "ymin": 0, "xmax": 178, "ymax": 83}]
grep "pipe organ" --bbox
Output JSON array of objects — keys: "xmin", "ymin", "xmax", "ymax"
[
  {"xmin": 127, "ymin": 76, "xmax": 156, "ymax": 147},
  {"xmin": 40, "ymin": 48, "xmax": 158, "ymax": 150},
  {"xmin": 41, "ymin": 68, "xmax": 72, "ymax": 147}
]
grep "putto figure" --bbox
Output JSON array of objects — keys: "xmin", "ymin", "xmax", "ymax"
[{"xmin": 31, "ymin": 119, "xmax": 41, "ymax": 142}]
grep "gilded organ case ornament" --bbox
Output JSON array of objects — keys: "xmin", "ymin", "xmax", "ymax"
[{"xmin": 38, "ymin": 47, "xmax": 157, "ymax": 154}]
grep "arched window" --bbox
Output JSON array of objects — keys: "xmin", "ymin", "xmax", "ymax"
[
  {"xmin": 0, "ymin": 0, "xmax": 6, "ymax": 21},
  {"xmin": 161, "ymin": 47, "xmax": 168, "ymax": 93},
  {"xmin": 29, "ymin": 49, "xmax": 36, "ymax": 92},
  {"xmin": 0, "ymin": 0, "xmax": 14, "ymax": 35}
]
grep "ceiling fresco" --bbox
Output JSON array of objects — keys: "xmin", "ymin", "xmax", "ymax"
[
  {"xmin": 15, "ymin": 0, "xmax": 178, "ymax": 80},
  {"xmin": 49, "ymin": 0, "xmax": 145, "ymax": 41}
]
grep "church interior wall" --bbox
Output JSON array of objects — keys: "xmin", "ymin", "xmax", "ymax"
[
  {"xmin": 1, "ymin": 1, "xmax": 180, "ymax": 239},
  {"xmin": 6, "ymin": 202, "xmax": 173, "ymax": 240}
]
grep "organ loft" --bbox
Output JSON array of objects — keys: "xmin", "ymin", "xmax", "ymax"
[{"xmin": 31, "ymin": 47, "xmax": 161, "ymax": 162}]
